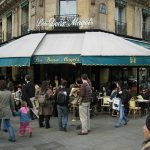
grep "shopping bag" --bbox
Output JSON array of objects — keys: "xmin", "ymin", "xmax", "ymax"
[{"xmin": 112, "ymin": 97, "xmax": 121, "ymax": 111}]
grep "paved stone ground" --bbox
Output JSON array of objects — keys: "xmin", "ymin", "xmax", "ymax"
[{"xmin": 0, "ymin": 112, "xmax": 147, "ymax": 150}]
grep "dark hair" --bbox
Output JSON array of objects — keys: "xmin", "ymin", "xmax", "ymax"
[
  {"xmin": 75, "ymin": 78, "xmax": 82, "ymax": 85},
  {"xmin": 25, "ymin": 75, "xmax": 31, "ymax": 81},
  {"xmin": 0, "ymin": 80, "xmax": 7, "ymax": 91},
  {"xmin": 61, "ymin": 80, "xmax": 67, "ymax": 87},
  {"xmin": 146, "ymin": 115, "xmax": 150, "ymax": 131},
  {"xmin": 81, "ymin": 74, "xmax": 88, "ymax": 80},
  {"xmin": 41, "ymin": 81, "xmax": 49, "ymax": 92}
]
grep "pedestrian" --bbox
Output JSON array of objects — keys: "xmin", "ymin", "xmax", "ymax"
[
  {"xmin": 141, "ymin": 115, "xmax": 150, "ymax": 150},
  {"xmin": 78, "ymin": 74, "xmax": 92, "ymax": 135},
  {"xmin": 38, "ymin": 81, "xmax": 54, "ymax": 129},
  {"xmin": 111, "ymin": 83, "xmax": 129, "ymax": 128},
  {"xmin": 15, "ymin": 101, "xmax": 32, "ymax": 137},
  {"xmin": 0, "ymin": 80, "xmax": 16, "ymax": 142},
  {"xmin": 56, "ymin": 80, "xmax": 69, "ymax": 132},
  {"xmin": 22, "ymin": 75, "xmax": 38, "ymax": 119}
]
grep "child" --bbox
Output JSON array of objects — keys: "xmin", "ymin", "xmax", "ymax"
[{"xmin": 15, "ymin": 101, "xmax": 32, "ymax": 137}]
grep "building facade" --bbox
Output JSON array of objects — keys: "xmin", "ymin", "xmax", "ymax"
[{"xmin": 0, "ymin": 0, "xmax": 150, "ymax": 91}]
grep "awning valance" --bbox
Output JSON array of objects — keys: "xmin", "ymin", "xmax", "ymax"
[
  {"xmin": 32, "ymin": 33, "xmax": 84, "ymax": 64},
  {"xmin": 0, "ymin": 33, "xmax": 45, "ymax": 66}
]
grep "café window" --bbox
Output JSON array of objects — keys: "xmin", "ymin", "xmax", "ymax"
[{"xmin": 59, "ymin": 0, "xmax": 77, "ymax": 15}]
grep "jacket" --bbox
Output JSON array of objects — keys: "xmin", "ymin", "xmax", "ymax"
[
  {"xmin": 79, "ymin": 82, "xmax": 91, "ymax": 103},
  {"xmin": 141, "ymin": 139, "xmax": 150, "ymax": 150},
  {"xmin": 22, "ymin": 81, "xmax": 35, "ymax": 108},
  {"xmin": 15, "ymin": 107, "xmax": 31, "ymax": 122},
  {"xmin": 38, "ymin": 88, "xmax": 54, "ymax": 116},
  {"xmin": 0, "ymin": 90, "xmax": 15, "ymax": 119}
]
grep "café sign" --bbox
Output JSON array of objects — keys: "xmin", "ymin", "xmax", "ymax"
[{"xmin": 36, "ymin": 17, "xmax": 93, "ymax": 28}]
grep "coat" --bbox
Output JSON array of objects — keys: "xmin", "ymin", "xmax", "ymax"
[
  {"xmin": 38, "ymin": 88, "xmax": 54, "ymax": 116},
  {"xmin": 0, "ymin": 90, "xmax": 15, "ymax": 119},
  {"xmin": 22, "ymin": 81, "xmax": 35, "ymax": 108}
]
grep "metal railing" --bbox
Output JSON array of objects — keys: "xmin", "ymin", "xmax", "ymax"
[
  {"xmin": 21, "ymin": 21, "xmax": 29, "ymax": 35},
  {"xmin": 115, "ymin": 20, "xmax": 127, "ymax": 35},
  {"xmin": 142, "ymin": 28, "xmax": 150, "ymax": 41}
]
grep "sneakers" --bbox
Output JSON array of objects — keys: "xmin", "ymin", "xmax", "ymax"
[
  {"xmin": 78, "ymin": 131, "xmax": 88, "ymax": 135},
  {"xmin": 63, "ymin": 127, "xmax": 67, "ymax": 132},
  {"xmin": 115, "ymin": 124, "xmax": 121, "ymax": 128},
  {"xmin": 8, "ymin": 139, "xmax": 16, "ymax": 142}
]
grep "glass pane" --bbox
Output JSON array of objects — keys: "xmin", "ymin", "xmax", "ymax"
[{"xmin": 60, "ymin": 0, "xmax": 76, "ymax": 15}]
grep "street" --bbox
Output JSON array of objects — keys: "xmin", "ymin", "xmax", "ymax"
[{"xmin": 0, "ymin": 113, "xmax": 146, "ymax": 150}]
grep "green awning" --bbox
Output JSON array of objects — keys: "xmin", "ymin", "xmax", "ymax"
[
  {"xmin": 32, "ymin": 55, "xmax": 81, "ymax": 64},
  {"xmin": 82, "ymin": 56, "xmax": 150, "ymax": 66},
  {"xmin": 0, "ymin": 57, "xmax": 30, "ymax": 67},
  {"xmin": 0, "ymin": 33, "xmax": 46, "ymax": 67}
]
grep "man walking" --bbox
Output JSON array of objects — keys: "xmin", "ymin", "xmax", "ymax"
[
  {"xmin": 22, "ymin": 75, "xmax": 38, "ymax": 119},
  {"xmin": 78, "ymin": 74, "xmax": 92, "ymax": 135}
]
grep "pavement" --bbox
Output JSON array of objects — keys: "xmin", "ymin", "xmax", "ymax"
[{"xmin": 0, "ymin": 112, "xmax": 147, "ymax": 150}]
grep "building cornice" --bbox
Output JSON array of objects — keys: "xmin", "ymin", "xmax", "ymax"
[
  {"xmin": 0, "ymin": 0, "xmax": 21, "ymax": 15},
  {"xmin": 129, "ymin": 0, "xmax": 150, "ymax": 8}
]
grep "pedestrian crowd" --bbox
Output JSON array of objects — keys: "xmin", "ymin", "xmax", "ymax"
[{"xmin": 0, "ymin": 73, "xmax": 150, "ymax": 150}]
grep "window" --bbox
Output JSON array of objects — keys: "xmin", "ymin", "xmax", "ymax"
[
  {"xmin": 99, "ymin": 3, "xmax": 107, "ymax": 14},
  {"xmin": 59, "ymin": 0, "xmax": 77, "ymax": 15},
  {"xmin": 115, "ymin": 6, "xmax": 125, "ymax": 22},
  {"xmin": 21, "ymin": 4, "xmax": 29, "ymax": 35},
  {"xmin": 115, "ymin": 5, "xmax": 126, "ymax": 35},
  {"xmin": 7, "ymin": 14, "xmax": 12, "ymax": 41},
  {"xmin": 0, "ymin": 21, "xmax": 2, "ymax": 43}
]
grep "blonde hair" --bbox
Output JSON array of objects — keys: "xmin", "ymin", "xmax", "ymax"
[{"xmin": 21, "ymin": 101, "xmax": 27, "ymax": 107}]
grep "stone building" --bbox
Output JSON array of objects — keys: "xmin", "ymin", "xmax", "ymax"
[{"xmin": 0, "ymin": 0, "xmax": 150, "ymax": 91}]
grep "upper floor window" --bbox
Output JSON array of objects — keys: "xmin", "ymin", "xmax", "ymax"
[
  {"xmin": 0, "ymin": 21, "xmax": 2, "ymax": 43},
  {"xmin": 115, "ymin": 1, "xmax": 127, "ymax": 35},
  {"xmin": 59, "ymin": 0, "xmax": 77, "ymax": 15},
  {"xmin": 142, "ymin": 8, "xmax": 150, "ymax": 41},
  {"xmin": 99, "ymin": 3, "xmax": 107, "ymax": 14},
  {"xmin": 21, "ymin": 1, "xmax": 29, "ymax": 35},
  {"xmin": 7, "ymin": 13, "xmax": 12, "ymax": 41}
]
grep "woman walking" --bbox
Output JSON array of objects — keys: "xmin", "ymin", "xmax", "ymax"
[
  {"xmin": 0, "ymin": 80, "xmax": 16, "ymax": 142},
  {"xmin": 38, "ymin": 81, "xmax": 54, "ymax": 129}
]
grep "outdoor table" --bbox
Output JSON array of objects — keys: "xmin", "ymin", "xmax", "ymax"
[{"xmin": 136, "ymin": 99, "xmax": 150, "ymax": 114}]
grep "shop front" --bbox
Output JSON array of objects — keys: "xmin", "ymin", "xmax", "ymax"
[{"xmin": 0, "ymin": 31, "xmax": 150, "ymax": 94}]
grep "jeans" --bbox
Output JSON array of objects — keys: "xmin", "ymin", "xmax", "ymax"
[
  {"xmin": 0, "ymin": 119, "xmax": 16, "ymax": 140},
  {"xmin": 116, "ymin": 105, "xmax": 128, "ymax": 126},
  {"xmin": 57, "ymin": 105, "xmax": 68, "ymax": 129}
]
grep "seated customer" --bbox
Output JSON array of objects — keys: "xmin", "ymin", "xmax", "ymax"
[{"xmin": 141, "ymin": 115, "xmax": 150, "ymax": 150}]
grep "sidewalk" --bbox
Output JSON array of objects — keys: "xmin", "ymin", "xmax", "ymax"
[{"xmin": 0, "ymin": 113, "xmax": 146, "ymax": 150}]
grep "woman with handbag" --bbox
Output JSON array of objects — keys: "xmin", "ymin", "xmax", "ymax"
[{"xmin": 38, "ymin": 81, "xmax": 54, "ymax": 129}]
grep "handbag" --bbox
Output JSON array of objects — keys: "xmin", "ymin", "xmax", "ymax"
[{"xmin": 71, "ymin": 96, "xmax": 82, "ymax": 105}]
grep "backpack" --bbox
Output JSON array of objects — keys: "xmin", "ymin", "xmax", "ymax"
[{"xmin": 56, "ymin": 90, "xmax": 67, "ymax": 105}]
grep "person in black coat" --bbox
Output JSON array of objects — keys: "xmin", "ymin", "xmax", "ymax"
[{"xmin": 22, "ymin": 75, "xmax": 36, "ymax": 119}]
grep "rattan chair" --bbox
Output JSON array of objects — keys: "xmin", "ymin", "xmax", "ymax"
[
  {"xmin": 101, "ymin": 96, "xmax": 111, "ymax": 113},
  {"xmin": 128, "ymin": 97, "xmax": 141, "ymax": 119}
]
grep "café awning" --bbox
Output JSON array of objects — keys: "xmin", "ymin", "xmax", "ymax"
[
  {"xmin": 0, "ymin": 33, "xmax": 45, "ymax": 66},
  {"xmin": 32, "ymin": 33, "xmax": 84, "ymax": 64},
  {"xmin": 81, "ymin": 32, "xmax": 150, "ymax": 66}
]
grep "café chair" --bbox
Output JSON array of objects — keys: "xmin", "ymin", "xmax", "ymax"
[
  {"xmin": 128, "ymin": 97, "xmax": 141, "ymax": 119},
  {"xmin": 101, "ymin": 96, "xmax": 111, "ymax": 113}
]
